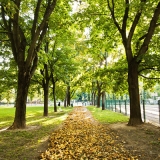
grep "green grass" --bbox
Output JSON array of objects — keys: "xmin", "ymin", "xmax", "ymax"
[
  {"xmin": 87, "ymin": 106, "xmax": 129, "ymax": 123},
  {"xmin": 0, "ymin": 106, "xmax": 73, "ymax": 160},
  {"xmin": 0, "ymin": 105, "xmax": 128, "ymax": 159}
]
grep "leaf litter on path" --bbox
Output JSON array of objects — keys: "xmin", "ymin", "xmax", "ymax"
[{"xmin": 40, "ymin": 106, "xmax": 138, "ymax": 160}]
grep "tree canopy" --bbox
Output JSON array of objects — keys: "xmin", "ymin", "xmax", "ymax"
[{"xmin": 0, "ymin": 0, "xmax": 160, "ymax": 127}]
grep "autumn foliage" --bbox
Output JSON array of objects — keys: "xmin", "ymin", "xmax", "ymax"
[{"xmin": 40, "ymin": 106, "xmax": 137, "ymax": 159}]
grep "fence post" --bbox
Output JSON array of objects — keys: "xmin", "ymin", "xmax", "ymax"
[
  {"xmin": 125, "ymin": 100, "xmax": 127, "ymax": 115},
  {"xmin": 143, "ymin": 100, "xmax": 146, "ymax": 122},
  {"xmin": 106, "ymin": 100, "xmax": 107, "ymax": 109},
  {"xmin": 119, "ymin": 100, "xmax": 121, "ymax": 113},
  {"xmin": 158, "ymin": 100, "xmax": 160, "ymax": 124},
  {"xmin": 159, "ymin": 104, "xmax": 160, "ymax": 124}
]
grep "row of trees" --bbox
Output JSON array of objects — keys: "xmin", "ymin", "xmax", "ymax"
[
  {"xmin": 0, "ymin": 0, "xmax": 160, "ymax": 129},
  {"xmin": 0, "ymin": 0, "xmax": 83, "ymax": 129},
  {"xmin": 76, "ymin": 0, "xmax": 160, "ymax": 125}
]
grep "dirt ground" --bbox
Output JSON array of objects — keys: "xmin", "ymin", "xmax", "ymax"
[
  {"xmin": 38, "ymin": 106, "xmax": 160, "ymax": 160},
  {"xmin": 108, "ymin": 123, "xmax": 160, "ymax": 160}
]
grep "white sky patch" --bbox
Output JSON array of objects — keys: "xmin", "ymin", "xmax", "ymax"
[
  {"xmin": 70, "ymin": 1, "xmax": 88, "ymax": 14},
  {"xmin": 0, "ymin": 57, "xmax": 3, "ymax": 63},
  {"xmin": 84, "ymin": 27, "xmax": 90, "ymax": 39},
  {"xmin": 71, "ymin": 1, "xmax": 79, "ymax": 13}
]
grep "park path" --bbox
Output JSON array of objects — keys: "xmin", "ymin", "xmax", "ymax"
[{"xmin": 40, "ymin": 106, "xmax": 136, "ymax": 160}]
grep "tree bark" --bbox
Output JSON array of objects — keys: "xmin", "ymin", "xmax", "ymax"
[
  {"xmin": 66, "ymin": 86, "xmax": 70, "ymax": 106},
  {"xmin": 93, "ymin": 91, "xmax": 96, "ymax": 106},
  {"xmin": 43, "ymin": 42, "xmax": 50, "ymax": 116},
  {"xmin": 9, "ymin": 68, "xmax": 30, "ymax": 129},
  {"xmin": 127, "ymin": 57, "xmax": 143, "ymax": 125},
  {"xmin": 102, "ymin": 91, "xmax": 106, "ymax": 110},
  {"xmin": 64, "ymin": 98, "xmax": 67, "ymax": 107},
  {"xmin": 41, "ymin": 64, "xmax": 50, "ymax": 116},
  {"xmin": 97, "ymin": 94, "xmax": 101, "ymax": 108},
  {"xmin": 64, "ymin": 88, "xmax": 67, "ymax": 107},
  {"xmin": 51, "ymin": 73, "xmax": 57, "ymax": 112},
  {"xmin": 91, "ymin": 91, "xmax": 95, "ymax": 105},
  {"xmin": 43, "ymin": 80, "xmax": 49, "ymax": 116},
  {"xmin": 96, "ymin": 81, "xmax": 102, "ymax": 108},
  {"xmin": 53, "ymin": 82, "xmax": 57, "ymax": 112}
]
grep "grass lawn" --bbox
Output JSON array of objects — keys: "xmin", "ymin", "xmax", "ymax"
[
  {"xmin": 87, "ymin": 106, "xmax": 129, "ymax": 123},
  {"xmin": 0, "ymin": 106, "xmax": 73, "ymax": 160}
]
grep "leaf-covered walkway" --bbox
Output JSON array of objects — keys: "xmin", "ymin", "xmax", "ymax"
[{"xmin": 40, "ymin": 106, "xmax": 137, "ymax": 159}]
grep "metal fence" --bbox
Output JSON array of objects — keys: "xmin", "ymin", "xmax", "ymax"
[{"xmin": 100, "ymin": 99, "xmax": 160, "ymax": 126}]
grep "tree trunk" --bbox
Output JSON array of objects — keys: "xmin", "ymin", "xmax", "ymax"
[
  {"xmin": 9, "ymin": 69, "xmax": 30, "ymax": 129},
  {"xmin": 128, "ymin": 58, "xmax": 143, "ymax": 126},
  {"xmin": 53, "ymin": 83, "xmax": 57, "ymax": 112},
  {"xmin": 91, "ymin": 91, "xmax": 94, "ymax": 105},
  {"xmin": 64, "ymin": 98, "xmax": 67, "ymax": 107},
  {"xmin": 102, "ymin": 91, "xmax": 106, "ymax": 110},
  {"xmin": 66, "ymin": 86, "xmax": 70, "ymax": 106},
  {"xmin": 43, "ymin": 81, "xmax": 49, "ymax": 116},
  {"xmin": 96, "ymin": 81, "xmax": 101, "ymax": 108},
  {"xmin": 41, "ymin": 64, "xmax": 50, "ymax": 117},
  {"xmin": 88, "ymin": 93, "xmax": 90, "ymax": 101},
  {"xmin": 97, "ymin": 93, "xmax": 101, "ymax": 108},
  {"xmin": 93, "ymin": 92, "xmax": 96, "ymax": 106}
]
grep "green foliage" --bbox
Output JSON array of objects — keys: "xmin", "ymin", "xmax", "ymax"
[
  {"xmin": 0, "ymin": 0, "xmax": 18, "ymax": 17},
  {"xmin": 0, "ymin": 46, "xmax": 17, "ymax": 102},
  {"xmin": 1, "ymin": 0, "xmax": 160, "ymax": 105}
]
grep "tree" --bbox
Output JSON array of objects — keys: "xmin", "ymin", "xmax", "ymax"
[
  {"xmin": 1, "ymin": 0, "xmax": 57, "ymax": 129},
  {"xmin": 40, "ymin": 62, "xmax": 51, "ymax": 116},
  {"xmin": 101, "ymin": 91, "xmax": 106, "ymax": 110},
  {"xmin": 107, "ymin": 0, "xmax": 160, "ymax": 125},
  {"xmin": 79, "ymin": 0, "xmax": 160, "ymax": 125}
]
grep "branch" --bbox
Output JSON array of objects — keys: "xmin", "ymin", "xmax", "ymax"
[
  {"xmin": 107, "ymin": 0, "xmax": 122, "ymax": 33},
  {"xmin": 138, "ymin": 59, "xmax": 160, "ymax": 77},
  {"xmin": 19, "ymin": 25, "xmax": 27, "ymax": 49},
  {"xmin": 139, "ymin": 74, "xmax": 160, "ymax": 80},
  {"xmin": 31, "ymin": 0, "xmax": 42, "ymax": 40},
  {"xmin": 26, "ymin": 0, "xmax": 57, "ymax": 68},
  {"xmin": 138, "ymin": 66, "xmax": 160, "ymax": 73},
  {"xmin": 122, "ymin": 0, "xmax": 129, "ymax": 41},
  {"xmin": 90, "ymin": 13, "xmax": 108, "ymax": 16},
  {"xmin": 139, "ymin": 34, "xmax": 147, "ymax": 41},
  {"xmin": 31, "ymin": 78, "xmax": 42, "ymax": 86},
  {"xmin": 12, "ymin": 0, "xmax": 21, "ymax": 54},
  {"xmin": 138, "ymin": 2, "xmax": 160, "ymax": 56},
  {"xmin": 0, "ymin": 30, "xmax": 9, "ymax": 33},
  {"xmin": 1, "ymin": 6, "xmax": 18, "ymax": 63},
  {"xmin": 36, "ymin": 22, "xmax": 48, "ymax": 53},
  {"xmin": 0, "ymin": 39, "xmax": 9, "ymax": 42},
  {"xmin": 30, "ymin": 22, "xmax": 48, "ymax": 77},
  {"xmin": 128, "ymin": 7, "xmax": 143, "ymax": 45},
  {"xmin": 1, "ymin": 6, "xmax": 9, "ymax": 31},
  {"xmin": 30, "ymin": 53, "xmax": 38, "ymax": 78},
  {"xmin": 136, "ymin": 33, "xmax": 147, "ymax": 52},
  {"xmin": 156, "ymin": 22, "xmax": 160, "ymax": 27}
]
